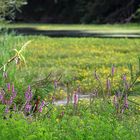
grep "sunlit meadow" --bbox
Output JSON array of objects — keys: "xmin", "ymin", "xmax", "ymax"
[{"xmin": 0, "ymin": 31, "xmax": 140, "ymax": 140}]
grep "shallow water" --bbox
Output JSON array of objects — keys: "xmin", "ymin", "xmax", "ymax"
[{"xmin": 54, "ymin": 94, "xmax": 93, "ymax": 105}]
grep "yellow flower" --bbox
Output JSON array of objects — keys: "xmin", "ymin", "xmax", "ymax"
[{"xmin": 122, "ymin": 68, "xmax": 129, "ymax": 73}]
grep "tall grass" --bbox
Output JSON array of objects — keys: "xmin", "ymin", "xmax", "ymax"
[{"xmin": 0, "ymin": 33, "xmax": 140, "ymax": 139}]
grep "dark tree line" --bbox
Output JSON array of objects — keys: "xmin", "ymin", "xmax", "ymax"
[{"xmin": 15, "ymin": 0, "xmax": 140, "ymax": 23}]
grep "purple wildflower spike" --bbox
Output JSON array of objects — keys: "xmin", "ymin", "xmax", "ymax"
[
  {"xmin": 25, "ymin": 92, "xmax": 32, "ymax": 102},
  {"xmin": 25, "ymin": 103, "xmax": 32, "ymax": 113},
  {"xmin": 29, "ymin": 91, "xmax": 33, "ymax": 100},
  {"xmin": 122, "ymin": 74, "xmax": 127, "ymax": 81},
  {"xmin": 41, "ymin": 100, "xmax": 45, "ymax": 107},
  {"xmin": 0, "ymin": 92, "xmax": 4, "ymax": 102},
  {"xmin": 9, "ymin": 96, "xmax": 13, "ymax": 105},
  {"xmin": 111, "ymin": 65, "xmax": 115, "ymax": 76},
  {"xmin": 124, "ymin": 94, "xmax": 128, "ymax": 109},
  {"xmin": 121, "ymin": 108, "xmax": 124, "ymax": 113},
  {"xmin": 39, "ymin": 107, "xmax": 43, "ymax": 112},
  {"xmin": 12, "ymin": 84, "xmax": 15, "ymax": 93},
  {"xmin": 25, "ymin": 85, "xmax": 33, "ymax": 102},
  {"xmin": 73, "ymin": 92, "xmax": 78, "ymax": 105},
  {"xmin": 2, "ymin": 98, "xmax": 5, "ymax": 104},
  {"xmin": 125, "ymin": 82, "xmax": 129, "ymax": 90},
  {"xmin": 122, "ymin": 75, "xmax": 129, "ymax": 90},
  {"xmin": 25, "ymin": 91, "xmax": 28, "ymax": 100},
  {"xmin": 106, "ymin": 78, "xmax": 111, "ymax": 90},
  {"xmin": 7, "ymin": 83, "xmax": 10, "ymax": 91},
  {"xmin": 12, "ymin": 91, "xmax": 17, "ymax": 98},
  {"xmin": 38, "ymin": 100, "xmax": 45, "ymax": 113},
  {"xmin": 5, "ymin": 107, "xmax": 9, "ymax": 113}
]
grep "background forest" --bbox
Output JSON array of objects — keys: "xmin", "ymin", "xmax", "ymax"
[{"xmin": 14, "ymin": 0, "xmax": 140, "ymax": 23}]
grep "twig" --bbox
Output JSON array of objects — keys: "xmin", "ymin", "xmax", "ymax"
[{"xmin": 0, "ymin": 40, "xmax": 32, "ymax": 72}]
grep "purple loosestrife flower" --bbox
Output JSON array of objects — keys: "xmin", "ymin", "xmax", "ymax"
[
  {"xmin": 73, "ymin": 92, "xmax": 79, "ymax": 105},
  {"xmin": 12, "ymin": 84, "xmax": 17, "ymax": 98},
  {"xmin": 125, "ymin": 82, "xmax": 129, "ymax": 90},
  {"xmin": 7, "ymin": 83, "xmax": 10, "ymax": 91},
  {"xmin": 122, "ymin": 74, "xmax": 127, "ymax": 81},
  {"xmin": 0, "ymin": 89, "xmax": 5, "ymax": 104},
  {"xmin": 41, "ymin": 100, "xmax": 45, "ymax": 107},
  {"xmin": 124, "ymin": 94, "xmax": 128, "ymax": 109},
  {"xmin": 0, "ymin": 91, "xmax": 4, "ymax": 102},
  {"xmin": 25, "ymin": 85, "xmax": 33, "ymax": 102},
  {"xmin": 30, "ymin": 91, "xmax": 33, "ymax": 99},
  {"xmin": 12, "ymin": 84, "xmax": 15, "ymax": 93},
  {"xmin": 2, "ymin": 98, "xmax": 5, "ymax": 104},
  {"xmin": 0, "ymin": 94, "xmax": 3, "ymax": 101},
  {"xmin": 25, "ymin": 92, "xmax": 29, "ymax": 101},
  {"xmin": 5, "ymin": 98, "xmax": 13, "ymax": 106},
  {"xmin": 25, "ymin": 103, "xmax": 32, "ymax": 113},
  {"xmin": 122, "ymin": 74, "xmax": 129, "ymax": 90},
  {"xmin": 39, "ymin": 107, "xmax": 43, "ymax": 113},
  {"xmin": 8, "ymin": 96, "xmax": 13, "ymax": 105},
  {"xmin": 111, "ymin": 65, "xmax": 115, "ymax": 76},
  {"xmin": 5, "ymin": 107, "xmax": 9, "ymax": 113},
  {"xmin": 12, "ymin": 91, "xmax": 17, "ymax": 99},
  {"xmin": 38, "ymin": 101, "xmax": 45, "ymax": 113},
  {"xmin": 106, "ymin": 78, "xmax": 111, "ymax": 90},
  {"xmin": 121, "ymin": 108, "xmax": 124, "ymax": 114}
]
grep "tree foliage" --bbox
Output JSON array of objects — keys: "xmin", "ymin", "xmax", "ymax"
[
  {"xmin": 0, "ymin": 0, "xmax": 27, "ymax": 20},
  {"xmin": 133, "ymin": 6, "xmax": 140, "ymax": 22}
]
